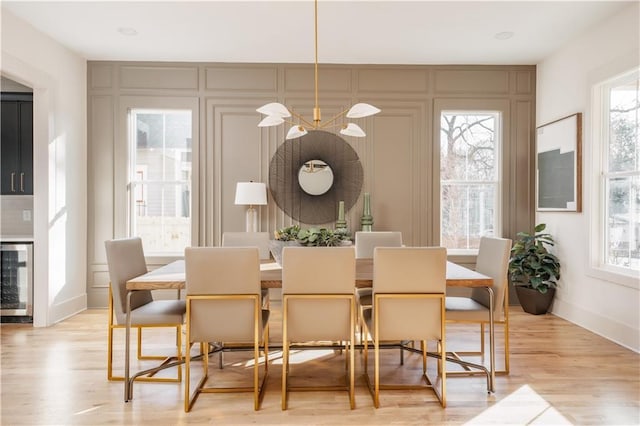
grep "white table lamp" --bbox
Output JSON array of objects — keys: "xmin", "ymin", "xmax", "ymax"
[{"xmin": 234, "ymin": 182, "xmax": 267, "ymax": 232}]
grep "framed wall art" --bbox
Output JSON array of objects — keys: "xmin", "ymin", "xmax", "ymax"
[{"xmin": 536, "ymin": 112, "xmax": 582, "ymax": 212}]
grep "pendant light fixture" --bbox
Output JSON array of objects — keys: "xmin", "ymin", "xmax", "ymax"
[{"xmin": 257, "ymin": 0, "xmax": 380, "ymax": 139}]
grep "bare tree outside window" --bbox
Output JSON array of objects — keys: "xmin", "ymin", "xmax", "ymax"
[
  {"xmin": 440, "ymin": 112, "xmax": 501, "ymax": 250},
  {"xmin": 605, "ymin": 73, "xmax": 640, "ymax": 271}
]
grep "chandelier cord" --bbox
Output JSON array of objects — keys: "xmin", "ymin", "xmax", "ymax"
[
  {"xmin": 313, "ymin": 0, "xmax": 320, "ymax": 126},
  {"xmin": 256, "ymin": 0, "xmax": 380, "ymax": 139}
]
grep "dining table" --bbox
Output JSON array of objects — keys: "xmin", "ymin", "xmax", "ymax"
[{"xmin": 123, "ymin": 258, "xmax": 495, "ymax": 401}]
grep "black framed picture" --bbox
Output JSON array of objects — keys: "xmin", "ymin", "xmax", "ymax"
[{"xmin": 536, "ymin": 113, "xmax": 582, "ymax": 212}]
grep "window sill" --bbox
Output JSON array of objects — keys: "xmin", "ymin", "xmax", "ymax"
[
  {"xmin": 587, "ymin": 265, "xmax": 640, "ymax": 290},
  {"xmin": 447, "ymin": 249, "xmax": 479, "ymax": 265}
]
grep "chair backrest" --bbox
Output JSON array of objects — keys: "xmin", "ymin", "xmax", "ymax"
[
  {"xmin": 373, "ymin": 247, "xmax": 446, "ymax": 341},
  {"xmin": 470, "ymin": 237, "xmax": 512, "ymax": 319},
  {"xmin": 282, "ymin": 247, "xmax": 355, "ymax": 341},
  {"xmin": 355, "ymin": 231, "xmax": 402, "ymax": 259},
  {"xmin": 185, "ymin": 247, "xmax": 262, "ymax": 342},
  {"xmin": 222, "ymin": 232, "xmax": 271, "ymax": 260},
  {"xmin": 105, "ymin": 237, "xmax": 153, "ymax": 325}
]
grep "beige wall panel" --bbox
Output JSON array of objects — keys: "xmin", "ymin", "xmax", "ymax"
[
  {"xmin": 87, "ymin": 268, "xmax": 109, "ymax": 308},
  {"xmin": 90, "ymin": 64, "xmax": 113, "ymax": 89},
  {"xmin": 205, "ymin": 66, "xmax": 277, "ymax": 92},
  {"xmin": 217, "ymin": 109, "xmax": 265, "ymax": 234},
  {"xmin": 513, "ymin": 100, "xmax": 534, "ymax": 235},
  {"xmin": 89, "ymin": 95, "xmax": 114, "ymax": 264},
  {"xmin": 284, "ymin": 66, "xmax": 351, "ymax": 93},
  {"xmin": 434, "ymin": 70, "xmax": 509, "ymax": 94},
  {"xmin": 87, "ymin": 286, "xmax": 109, "ymax": 308},
  {"xmin": 357, "ymin": 68, "xmax": 428, "ymax": 93},
  {"xmin": 120, "ymin": 66, "xmax": 198, "ymax": 89},
  {"xmin": 516, "ymin": 71, "xmax": 533, "ymax": 94},
  {"xmin": 91, "ymin": 269, "xmax": 109, "ymax": 289},
  {"xmin": 370, "ymin": 113, "xmax": 417, "ymax": 244}
]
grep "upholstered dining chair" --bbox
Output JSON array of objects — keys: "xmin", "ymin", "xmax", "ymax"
[
  {"xmin": 221, "ymin": 232, "xmax": 271, "ymax": 259},
  {"xmin": 354, "ymin": 231, "xmax": 403, "ymax": 343},
  {"xmin": 355, "ymin": 231, "xmax": 403, "ymax": 259},
  {"xmin": 445, "ymin": 236, "xmax": 512, "ymax": 375},
  {"xmin": 281, "ymin": 246, "xmax": 356, "ymax": 410},
  {"xmin": 104, "ymin": 237, "xmax": 185, "ymax": 383},
  {"xmin": 220, "ymin": 232, "xmax": 271, "ymax": 368},
  {"xmin": 361, "ymin": 247, "xmax": 447, "ymax": 408},
  {"xmin": 184, "ymin": 247, "xmax": 269, "ymax": 412},
  {"xmin": 221, "ymin": 231, "xmax": 271, "ymax": 307}
]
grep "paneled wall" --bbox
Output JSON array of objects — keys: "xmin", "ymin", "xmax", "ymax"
[{"xmin": 87, "ymin": 62, "xmax": 535, "ymax": 307}]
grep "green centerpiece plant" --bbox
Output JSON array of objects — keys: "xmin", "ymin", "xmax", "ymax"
[
  {"xmin": 270, "ymin": 225, "xmax": 351, "ymax": 264},
  {"xmin": 273, "ymin": 224, "xmax": 300, "ymax": 242},
  {"xmin": 296, "ymin": 227, "xmax": 351, "ymax": 247}
]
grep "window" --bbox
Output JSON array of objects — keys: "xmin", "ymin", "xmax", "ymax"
[
  {"xmin": 128, "ymin": 109, "xmax": 192, "ymax": 256},
  {"xmin": 440, "ymin": 111, "xmax": 501, "ymax": 252},
  {"xmin": 600, "ymin": 70, "xmax": 639, "ymax": 272}
]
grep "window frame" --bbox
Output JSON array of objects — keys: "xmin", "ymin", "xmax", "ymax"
[
  {"xmin": 438, "ymin": 109, "xmax": 503, "ymax": 256},
  {"xmin": 589, "ymin": 68, "xmax": 640, "ymax": 288},
  {"xmin": 115, "ymin": 96, "xmax": 199, "ymax": 264}
]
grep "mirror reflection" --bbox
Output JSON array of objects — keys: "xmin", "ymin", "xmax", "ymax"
[{"xmin": 298, "ymin": 160, "xmax": 334, "ymax": 195}]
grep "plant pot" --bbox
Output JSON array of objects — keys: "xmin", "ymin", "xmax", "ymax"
[
  {"xmin": 515, "ymin": 286, "xmax": 556, "ymax": 315},
  {"xmin": 268, "ymin": 240, "xmax": 300, "ymax": 265}
]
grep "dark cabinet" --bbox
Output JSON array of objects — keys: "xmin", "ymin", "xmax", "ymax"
[{"xmin": 1, "ymin": 93, "xmax": 33, "ymax": 195}]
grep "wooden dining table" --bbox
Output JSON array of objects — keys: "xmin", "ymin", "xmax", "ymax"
[{"xmin": 123, "ymin": 258, "xmax": 496, "ymax": 401}]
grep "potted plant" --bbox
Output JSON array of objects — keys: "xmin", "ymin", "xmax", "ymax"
[
  {"xmin": 508, "ymin": 223, "xmax": 561, "ymax": 315},
  {"xmin": 270, "ymin": 225, "xmax": 352, "ymax": 264},
  {"xmin": 296, "ymin": 227, "xmax": 351, "ymax": 247},
  {"xmin": 269, "ymin": 225, "xmax": 301, "ymax": 265}
]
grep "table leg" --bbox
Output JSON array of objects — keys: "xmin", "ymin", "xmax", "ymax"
[
  {"xmin": 487, "ymin": 287, "xmax": 495, "ymax": 393},
  {"xmin": 125, "ymin": 291, "xmax": 133, "ymax": 402}
]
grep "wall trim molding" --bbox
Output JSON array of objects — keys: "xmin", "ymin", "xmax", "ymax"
[
  {"xmin": 49, "ymin": 294, "xmax": 87, "ymax": 325},
  {"xmin": 552, "ymin": 297, "xmax": 639, "ymax": 353}
]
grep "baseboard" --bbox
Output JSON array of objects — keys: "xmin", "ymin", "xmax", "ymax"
[
  {"xmin": 551, "ymin": 298, "xmax": 639, "ymax": 353},
  {"xmin": 49, "ymin": 293, "xmax": 87, "ymax": 325}
]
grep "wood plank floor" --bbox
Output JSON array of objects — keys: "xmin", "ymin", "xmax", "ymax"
[{"xmin": 1, "ymin": 303, "xmax": 638, "ymax": 425}]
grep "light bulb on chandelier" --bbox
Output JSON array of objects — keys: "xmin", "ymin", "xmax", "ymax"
[{"xmin": 256, "ymin": 0, "xmax": 380, "ymax": 139}]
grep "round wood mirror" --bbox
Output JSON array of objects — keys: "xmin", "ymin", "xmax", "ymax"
[{"xmin": 269, "ymin": 130, "xmax": 363, "ymax": 224}]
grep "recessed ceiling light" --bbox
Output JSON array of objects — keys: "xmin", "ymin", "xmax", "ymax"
[
  {"xmin": 117, "ymin": 27, "xmax": 138, "ymax": 36},
  {"xmin": 495, "ymin": 31, "xmax": 514, "ymax": 40}
]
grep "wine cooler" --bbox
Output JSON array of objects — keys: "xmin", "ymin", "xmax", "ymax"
[{"xmin": 1, "ymin": 242, "xmax": 33, "ymax": 322}]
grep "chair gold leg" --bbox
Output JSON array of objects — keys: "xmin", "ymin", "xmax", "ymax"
[
  {"xmin": 446, "ymin": 319, "xmax": 510, "ymax": 376},
  {"xmin": 107, "ymin": 287, "xmax": 115, "ymax": 381},
  {"xmin": 281, "ymin": 297, "xmax": 288, "ymax": 411},
  {"xmin": 176, "ymin": 325, "xmax": 182, "ymax": 381},
  {"xmin": 184, "ymin": 342, "xmax": 192, "ymax": 412},
  {"xmin": 349, "ymin": 300, "xmax": 355, "ymax": 409},
  {"xmin": 504, "ymin": 303, "xmax": 510, "ymax": 374}
]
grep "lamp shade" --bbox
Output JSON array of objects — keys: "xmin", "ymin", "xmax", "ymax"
[
  {"xmin": 286, "ymin": 125, "xmax": 308, "ymax": 140},
  {"xmin": 234, "ymin": 182, "xmax": 267, "ymax": 205},
  {"xmin": 340, "ymin": 123, "xmax": 366, "ymax": 137},
  {"xmin": 258, "ymin": 115, "xmax": 285, "ymax": 127},
  {"xmin": 256, "ymin": 102, "xmax": 291, "ymax": 118},
  {"xmin": 346, "ymin": 103, "xmax": 381, "ymax": 119}
]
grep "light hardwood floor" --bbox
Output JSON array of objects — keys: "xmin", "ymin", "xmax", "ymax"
[{"xmin": 1, "ymin": 303, "xmax": 638, "ymax": 425}]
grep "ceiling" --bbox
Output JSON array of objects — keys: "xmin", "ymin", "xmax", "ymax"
[{"xmin": 2, "ymin": 1, "xmax": 633, "ymax": 65}]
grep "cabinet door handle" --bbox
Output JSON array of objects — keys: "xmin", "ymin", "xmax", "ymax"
[
  {"xmin": 11, "ymin": 172, "xmax": 16, "ymax": 192},
  {"xmin": 20, "ymin": 173, "xmax": 24, "ymax": 192}
]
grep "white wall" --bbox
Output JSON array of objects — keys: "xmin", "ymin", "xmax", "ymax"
[
  {"xmin": 537, "ymin": 3, "xmax": 639, "ymax": 352},
  {"xmin": 1, "ymin": 9, "xmax": 87, "ymax": 326}
]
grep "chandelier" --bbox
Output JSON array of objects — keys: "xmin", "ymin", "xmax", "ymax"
[{"xmin": 256, "ymin": 0, "xmax": 380, "ymax": 140}]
